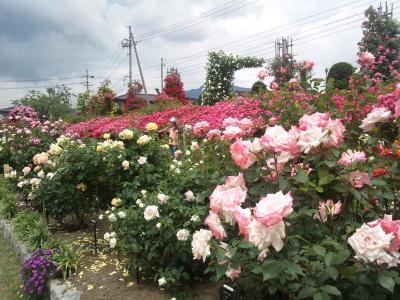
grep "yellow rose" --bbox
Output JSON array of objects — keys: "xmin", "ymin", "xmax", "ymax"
[
  {"xmin": 76, "ymin": 182, "xmax": 87, "ymax": 191},
  {"xmin": 111, "ymin": 197, "xmax": 122, "ymax": 207},
  {"xmin": 103, "ymin": 133, "xmax": 111, "ymax": 140},
  {"xmin": 145, "ymin": 122, "xmax": 158, "ymax": 131}
]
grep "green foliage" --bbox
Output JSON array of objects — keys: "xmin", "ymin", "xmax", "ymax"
[
  {"xmin": 201, "ymin": 51, "xmax": 264, "ymax": 105},
  {"xmin": 76, "ymin": 91, "xmax": 90, "ymax": 115},
  {"xmin": 137, "ymin": 100, "xmax": 183, "ymax": 115},
  {"xmin": 52, "ymin": 243, "xmax": 79, "ymax": 279},
  {"xmin": 87, "ymin": 80, "xmax": 116, "ymax": 115},
  {"xmin": 12, "ymin": 85, "xmax": 72, "ymax": 120},
  {"xmin": 251, "ymin": 80, "xmax": 266, "ymax": 95},
  {"xmin": 0, "ymin": 177, "xmax": 17, "ymax": 219},
  {"xmin": 12, "ymin": 211, "xmax": 51, "ymax": 250},
  {"xmin": 327, "ymin": 62, "xmax": 355, "ymax": 89}
]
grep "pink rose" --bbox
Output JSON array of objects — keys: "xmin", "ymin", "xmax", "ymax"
[
  {"xmin": 238, "ymin": 118, "xmax": 253, "ymax": 130},
  {"xmin": 325, "ymin": 118, "xmax": 345, "ymax": 148},
  {"xmin": 205, "ymin": 211, "xmax": 226, "ymax": 240},
  {"xmin": 223, "ymin": 126, "xmax": 243, "ymax": 140},
  {"xmin": 207, "ymin": 129, "xmax": 221, "ymax": 140},
  {"xmin": 260, "ymin": 125, "xmax": 298, "ymax": 154},
  {"xmin": 337, "ymin": 150, "xmax": 367, "ymax": 166},
  {"xmin": 348, "ymin": 171, "xmax": 371, "ymax": 188},
  {"xmin": 303, "ymin": 60, "xmax": 315, "ymax": 70},
  {"xmin": 225, "ymin": 266, "xmax": 241, "ymax": 280},
  {"xmin": 234, "ymin": 206, "xmax": 251, "ymax": 240},
  {"xmin": 253, "ymin": 191, "xmax": 293, "ymax": 226},
  {"xmin": 369, "ymin": 215, "xmax": 400, "ymax": 251},
  {"xmin": 222, "ymin": 117, "xmax": 240, "ymax": 128},
  {"xmin": 257, "ymin": 70, "xmax": 268, "ymax": 80},
  {"xmin": 230, "ymin": 139, "xmax": 257, "ymax": 170},
  {"xmin": 193, "ymin": 121, "xmax": 211, "ymax": 136},
  {"xmin": 298, "ymin": 112, "xmax": 330, "ymax": 130},
  {"xmin": 360, "ymin": 107, "xmax": 391, "ymax": 132}
]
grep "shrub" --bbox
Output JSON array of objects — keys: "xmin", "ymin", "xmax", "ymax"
[
  {"xmin": 13, "ymin": 211, "xmax": 51, "ymax": 250},
  {"xmin": 52, "ymin": 242, "xmax": 78, "ymax": 279},
  {"xmin": 0, "ymin": 177, "xmax": 17, "ymax": 219},
  {"xmin": 251, "ymin": 80, "xmax": 266, "ymax": 95},
  {"xmin": 327, "ymin": 62, "xmax": 354, "ymax": 89}
]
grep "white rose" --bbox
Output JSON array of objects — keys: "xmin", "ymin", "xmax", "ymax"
[
  {"xmin": 176, "ymin": 229, "xmax": 190, "ymax": 241},
  {"xmin": 104, "ymin": 232, "xmax": 111, "ymax": 241},
  {"xmin": 141, "ymin": 190, "xmax": 147, "ymax": 195},
  {"xmin": 144, "ymin": 205, "xmax": 159, "ymax": 221},
  {"xmin": 122, "ymin": 160, "xmax": 130, "ymax": 170},
  {"xmin": 185, "ymin": 150, "xmax": 191, "ymax": 155},
  {"xmin": 158, "ymin": 277, "xmax": 167, "ymax": 286},
  {"xmin": 109, "ymin": 237, "xmax": 117, "ymax": 248},
  {"xmin": 184, "ymin": 190, "xmax": 195, "ymax": 202},
  {"xmin": 118, "ymin": 211, "xmax": 126, "ymax": 219},
  {"xmin": 156, "ymin": 222, "xmax": 161, "ymax": 229},
  {"xmin": 108, "ymin": 213, "xmax": 117, "ymax": 222},
  {"xmin": 138, "ymin": 156, "xmax": 147, "ymax": 165},
  {"xmin": 190, "ymin": 215, "xmax": 200, "ymax": 222},
  {"xmin": 157, "ymin": 193, "xmax": 169, "ymax": 204},
  {"xmin": 119, "ymin": 129, "xmax": 134, "ymax": 140},
  {"xmin": 191, "ymin": 229, "xmax": 213, "ymax": 262},
  {"xmin": 137, "ymin": 135, "xmax": 152, "ymax": 145},
  {"xmin": 98, "ymin": 214, "xmax": 104, "ymax": 220}
]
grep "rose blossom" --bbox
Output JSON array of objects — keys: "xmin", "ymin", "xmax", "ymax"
[
  {"xmin": 137, "ymin": 156, "xmax": 147, "ymax": 165},
  {"xmin": 176, "ymin": 229, "xmax": 190, "ymax": 241},
  {"xmin": 337, "ymin": 150, "xmax": 367, "ymax": 166},
  {"xmin": 191, "ymin": 229, "xmax": 213, "ymax": 262},
  {"xmin": 119, "ymin": 129, "xmax": 134, "ymax": 140},
  {"xmin": 225, "ymin": 267, "xmax": 241, "ymax": 280},
  {"xmin": 238, "ymin": 118, "xmax": 253, "ymax": 130},
  {"xmin": 260, "ymin": 125, "xmax": 298, "ymax": 154},
  {"xmin": 22, "ymin": 166, "xmax": 31, "ymax": 176},
  {"xmin": 234, "ymin": 206, "xmax": 251, "ymax": 240},
  {"xmin": 144, "ymin": 205, "xmax": 160, "ymax": 221},
  {"xmin": 157, "ymin": 192, "xmax": 169, "ymax": 204},
  {"xmin": 207, "ymin": 129, "xmax": 221, "ymax": 140},
  {"xmin": 184, "ymin": 190, "xmax": 195, "ymax": 202},
  {"xmin": 230, "ymin": 139, "xmax": 257, "ymax": 169},
  {"xmin": 348, "ymin": 223, "xmax": 400, "ymax": 267},
  {"xmin": 348, "ymin": 171, "xmax": 371, "ymax": 188},
  {"xmin": 298, "ymin": 112, "xmax": 330, "ymax": 130},
  {"xmin": 193, "ymin": 121, "xmax": 210, "ymax": 136},
  {"xmin": 313, "ymin": 200, "xmax": 342, "ymax": 223},
  {"xmin": 248, "ymin": 220, "xmax": 286, "ymax": 252},
  {"xmin": 368, "ymin": 215, "xmax": 400, "ymax": 251},
  {"xmin": 205, "ymin": 211, "xmax": 227, "ymax": 240},
  {"xmin": 222, "ymin": 117, "xmax": 240, "ymax": 128},
  {"xmin": 360, "ymin": 107, "xmax": 392, "ymax": 132},
  {"xmin": 253, "ymin": 191, "xmax": 293, "ymax": 227},
  {"xmin": 296, "ymin": 126, "xmax": 326, "ymax": 154},
  {"xmin": 223, "ymin": 126, "xmax": 243, "ymax": 140},
  {"xmin": 257, "ymin": 70, "xmax": 268, "ymax": 80}
]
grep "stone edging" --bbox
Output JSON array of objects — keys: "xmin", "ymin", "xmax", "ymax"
[{"xmin": 0, "ymin": 219, "xmax": 82, "ymax": 300}]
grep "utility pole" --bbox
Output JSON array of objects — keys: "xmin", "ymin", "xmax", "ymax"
[
  {"xmin": 81, "ymin": 69, "xmax": 94, "ymax": 93},
  {"xmin": 121, "ymin": 26, "xmax": 149, "ymax": 104},
  {"xmin": 161, "ymin": 57, "xmax": 165, "ymax": 91}
]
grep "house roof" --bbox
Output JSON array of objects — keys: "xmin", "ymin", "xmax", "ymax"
[
  {"xmin": 114, "ymin": 93, "xmax": 157, "ymax": 102},
  {"xmin": 0, "ymin": 106, "xmax": 15, "ymax": 113}
]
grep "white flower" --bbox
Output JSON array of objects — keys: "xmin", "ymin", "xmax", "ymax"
[
  {"xmin": 156, "ymin": 222, "xmax": 161, "ymax": 229},
  {"xmin": 348, "ymin": 223, "xmax": 400, "ymax": 267},
  {"xmin": 111, "ymin": 207, "xmax": 116, "ymax": 211},
  {"xmin": 22, "ymin": 167, "xmax": 31, "ymax": 176},
  {"xmin": 109, "ymin": 237, "xmax": 117, "ymax": 248},
  {"xmin": 248, "ymin": 220, "xmax": 286, "ymax": 252},
  {"xmin": 122, "ymin": 160, "xmax": 130, "ymax": 170},
  {"xmin": 141, "ymin": 190, "xmax": 147, "ymax": 195},
  {"xmin": 176, "ymin": 229, "xmax": 190, "ymax": 241},
  {"xmin": 157, "ymin": 193, "xmax": 169, "ymax": 204},
  {"xmin": 190, "ymin": 215, "xmax": 201, "ymax": 222},
  {"xmin": 297, "ymin": 126, "xmax": 326, "ymax": 154},
  {"xmin": 184, "ymin": 190, "xmax": 195, "ymax": 202},
  {"xmin": 170, "ymin": 164, "xmax": 176, "ymax": 170},
  {"xmin": 137, "ymin": 135, "xmax": 152, "ymax": 145},
  {"xmin": 118, "ymin": 211, "xmax": 126, "ymax": 219},
  {"xmin": 37, "ymin": 170, "xmax": 44, "ymax": 178},
  {"xmin": 185, "ymin": 150, "xmax": 191, "ymax": 155},
  {"xmin": 119, "ymin": 129, "xmax": 134, "ymax": 140},
  {"xmin": 191, "ymin": 229, "xmax": 213, "ymax": 262},
  {"xmin": 46, "ymin": 172, "xmax": 55, "ymax": 179},
  {"xmin": 257, "ymin": 249, "xmax": 268, "ymax": 261},
  {"xmin": 158, "ymin": 277, "xmax": 167, "ymax": 286},
  {"xmin": 144, "ymin": 205, "xmax": 160, "ymax": 221},
  {"xmin": 138, "ymin": 156, "xmax": 147, "ymax": 165},
  {"xmin": 104, "ymin": 232, "xmax": 111, "ymax": 241},
  {"xmin": 190, "ymin": 141, "xmax": 199, "ymax": 151},
  {"xmin": 174, "ymin": 168, "xmax": 181, "ymax": 174},
  {"xmin": 110, "ymin": 232, "xmax": 116, "ymax": 237},
  {"xmin": 108, "ymin": 213, "xmax": 117, "ymax": 222},
  {"xmin": 360, "ymin": 107, "xmax": 392, "ymax": 132},
  {"xmin": 48, "ymin": 144, "xmax": 63, "ymax": 156},
  {"xmin": 98, "ymin": 214, "xmax": 104, "ymax": 220},
  {"xmin": 105, "ymin": 210, "xmax": 110, "ymax": 214}
]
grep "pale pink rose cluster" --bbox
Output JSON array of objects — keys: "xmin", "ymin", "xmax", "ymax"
[
  {"xmin": 360, "ymin": 107, "xmax": 392, "ymax": 132},
  {"xmin": 229, "ymin": 112, "xmax": 345, "ymax": 170},
  {"xmin": 337, "ymin": 150, "xmax": 367, "ymax": 166},
  {"xmin": 348, "ymin": 215, "xmax": 400, "ymax": 267},
  {"xmin": 197, "ymin": 173, "xmax": 294, "ymax": 272},
  {"xmin": 193, "ymin": 121, "xmax": 211, "ymax": 136},
  {"xmin": 348, "ymin": 170, "xmax": 371, "ymax": 189},
  {"xmin": 219, "ymin": 117, "xmax": 254, "ymax": 140},
  {"xmin": 33, "ymin": 152, "xmax": 49, "ymax": 165},
  {"xmin": 358, "ymin": 51, "xmax": 375, "ymax": 67}
]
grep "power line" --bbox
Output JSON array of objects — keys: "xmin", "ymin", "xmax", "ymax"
[
  {"xmin": 0, "ymin": 82, "xmax": 83, "ymax": 91},
  {"xmin": 137, "ymin": 0, "xmax": 254, "ymax": 39},
  {"xmin": 0, "ymin": 76, "xmax": 81, "ymax": 83}
]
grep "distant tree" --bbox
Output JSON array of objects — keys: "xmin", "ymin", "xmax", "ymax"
[
  {"xmin": 87, "ymin": 80, "xmax": 115, "ymax": 115},
  {"xmin": 76, "ymin": 91, "xmax": 90, "ymax": 114},
  {"xmin": 124, "ymin": 80, "xmax": 146, "ymax": 112},
  {"xmin": 201, "ymin": 51, "xmax": 264, "ymax": 105},
  {"xmin": 251, "ymin": 81, "xmax": 266, "ymax": 95},
  {"xmin": 358, "ymin": 5, "xmax": 400, "ymax": 78},
  {"xmin": 163, "ymin": 68, "xmax": 187, "ymax": 104},
  {"xmin": 327, "ymin": 62, "xmax": 355, "ymax": 89},
  {"xmin": 268, "ymin": 54, "xmax": 298, "ymax": 85},
  {"xmin": 12, "ymin": 85, "xmax": 72, "ymax": 120}
]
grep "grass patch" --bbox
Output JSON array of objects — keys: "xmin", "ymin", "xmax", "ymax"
[{"xmin": 0, "ymin": 235, "xmax": 24, "ymax": 299}]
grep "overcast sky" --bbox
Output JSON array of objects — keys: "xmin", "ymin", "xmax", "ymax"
[{"xmin": 0, "ymin": 0, "xmax": 397, "ymax": 107}]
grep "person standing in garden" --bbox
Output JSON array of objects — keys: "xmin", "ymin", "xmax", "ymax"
[{"xmin": 168, "ymin": 117, "xmax": 179, "ymax": 158}]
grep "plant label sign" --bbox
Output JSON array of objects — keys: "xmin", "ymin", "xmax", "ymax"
[{"xmin": 219, "ymin": 283, "xmax": 238, "ymax": 300}]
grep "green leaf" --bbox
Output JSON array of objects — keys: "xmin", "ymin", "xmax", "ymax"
[
  {"xmin": 294, "ymin": 169, "xmax": 309, "ymax": 183},
  {"xmin": 279, "ymin": 176, "xmax": 288, "ymax": 191},
  {"xmin": 378, "ymin": 272, "xmax": 395, "ymax": 293},
  {"xmin": 318, "ymin": 173, "xmax": 335, "ymax": 186},
  {"xmin": 298, "ymin": 286, "xmax": 317, "ymax": 299},
  {"xmin": 262, "ymin": 261, "xmax": 284, "ymax": 281},
  {"xmin": 313, "ymin": 292, "xmax": 330, "ymax": 300},
  {"xmin": 320, "ymin": 285, "xmax": 341, "ymax": 296},
  {"xmin": 313, "ymin": 245, "xmax": 326, "ymax": 257},
  {"xmin": 331, "ymin": 250, "xmax": 350, "ymax": 265}
]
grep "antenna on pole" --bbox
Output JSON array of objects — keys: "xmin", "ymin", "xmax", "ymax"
[{"xmin": 81, "ymin": 68, "xmax": 94, "ymax": 93}]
